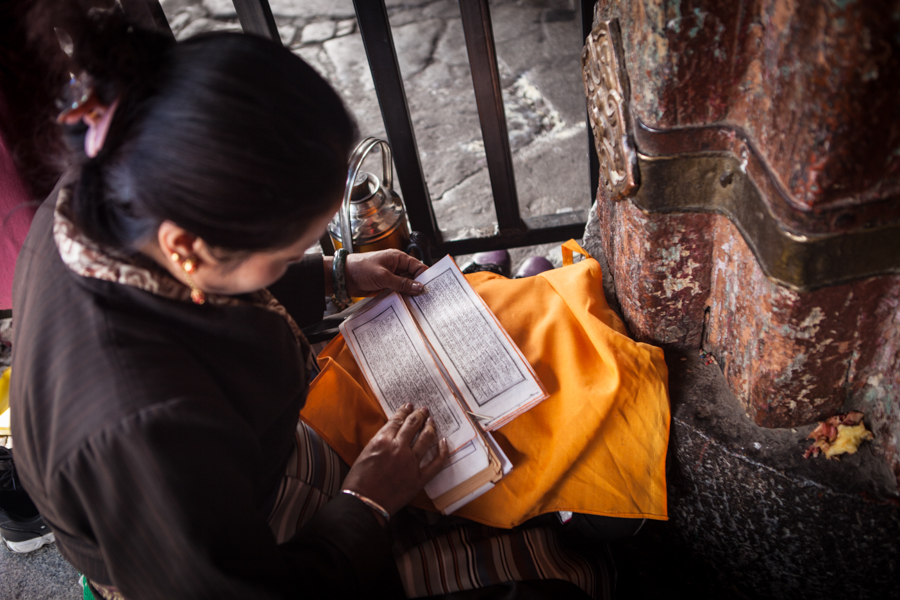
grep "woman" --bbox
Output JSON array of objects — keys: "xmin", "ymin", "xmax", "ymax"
[
  {"xmin": 12, "ymin": 4, "xmax": 450, "ymax": 598},
  {"xmin": 11, "ymin": 3, "xmax": 615, "ymax": 599}
]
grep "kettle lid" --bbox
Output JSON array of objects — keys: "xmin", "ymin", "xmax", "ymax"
[
  {"xmin": 328, "ymin": 171, "xmax": 405, "ymax": 243},
  {"xmin": 350, "ymin": 171, "xmax": 375, "ymax": 203}
]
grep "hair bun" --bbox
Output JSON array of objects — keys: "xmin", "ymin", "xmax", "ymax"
[{"xmin": 47, "ymin": 1, "xmax": 174, "ymax": 106}]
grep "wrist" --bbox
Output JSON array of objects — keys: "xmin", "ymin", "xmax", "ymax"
[
  {"xmin": 331, "ymin": 248, "xmax": 351, "ymax": 307},
  {"xmin": 342, "ymin": 489, "xmax": 390, "ymax": 527},
  {"xmin": 323, "ymin": 256, "xmax": 334, "ymax": 295}
]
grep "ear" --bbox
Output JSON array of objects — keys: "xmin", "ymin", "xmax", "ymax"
[{"xmin": 157, "ymin": 221, "xmax": 199, "ymax": 264}]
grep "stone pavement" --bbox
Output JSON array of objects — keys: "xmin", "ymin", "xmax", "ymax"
[
  {"xmin": 0, "ymin": 541, "xmax": 79, "ymax": 600},
  {"xmin": 1, "ymin": 1, "xmax": 595, "ymax": 598}
]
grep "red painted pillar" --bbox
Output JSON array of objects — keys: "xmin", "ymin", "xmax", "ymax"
[{"xmin": 582, "ymin": 0, "xmax": 900, "ymax": 479}]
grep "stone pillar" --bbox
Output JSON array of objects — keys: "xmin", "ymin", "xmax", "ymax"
[{"xmin": 581, "ymin": 0, "xmax": 900, "ymax": 480}]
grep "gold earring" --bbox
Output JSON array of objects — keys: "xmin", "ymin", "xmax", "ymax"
[{"xmin": 171, "ymin": 252, "xmax": 206, "ymax": 305}]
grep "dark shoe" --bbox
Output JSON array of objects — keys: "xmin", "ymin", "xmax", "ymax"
[
  {"xmin": 1, "ymin": 447, "xmax": 52, "ymax": 553},
  {"xmin": 1, "ymin": 509, "xmax": 55, "ymax": 553},
  {"xmin": 513, "ymin": 256, "xmax": 554, "ymax": 278},
  {"xmin": 461, "ymin": 250, "xmax": 511, "ymax": 277}
]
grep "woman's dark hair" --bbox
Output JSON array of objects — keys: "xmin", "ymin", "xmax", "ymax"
[{"xmin": 32, "ymin": 1, "xmax": 358, "ymax": 253}]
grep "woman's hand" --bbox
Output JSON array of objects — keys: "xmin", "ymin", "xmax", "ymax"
[
  {"xmin": 341, "ymin": 405, "xmax": 449, "ymax": 518},
  {"xmin": 344, "ymin": 249, "xmax": 427, "ymax": 297}
]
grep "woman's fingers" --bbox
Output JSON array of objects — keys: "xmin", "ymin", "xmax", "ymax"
[
  {"xmin": 342, "ymin": 404, "xmax": 450, "ymax": 516},
  {"xmin": 345, "ymin": 250, "xmax": 428, "ymax": 296},
  {"xmin": 393, "ymin": 408, "xmax": 445, "ymax": 475},
  {"xmin": 395, "ymin": 406, "xmax": 430, "ymax": 447},
  {"xmin": 420, "ymin": 437, "xmax": 450, "ymax": 480},
  {"xmin": 396, "ymin": 252, "xmax": 427, "ymax": 278},
  {"xmin": 381, "ymin": 403, "xmax": 414, "ymax": 439},
  {"xmin": 376, "ymin": 251, "xmax": 426, "ymax": 295},
  {"xmin": 382, "ymin": 271, "xmax": 424, "ymax": 296},
  {"xmin": 411, "ymin": 416, "xmax": 438, "ymax": 459}
]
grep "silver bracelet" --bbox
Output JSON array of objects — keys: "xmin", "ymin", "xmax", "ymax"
[
  {"xmin": 341, "ymin": 489, "xmax": 390, "ymax": 523},
  {"xmin": 332, "ymin": 248, "xmax": 350, "ymax": 307}
]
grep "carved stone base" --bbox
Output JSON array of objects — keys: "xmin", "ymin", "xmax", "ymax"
[
  {"xmin": 637, "ymin": 350, "xmax": 900, "ymax": 600},
  {"xmin": 585, "ymin": 198, "xmax": 900, "ymax": 480}
]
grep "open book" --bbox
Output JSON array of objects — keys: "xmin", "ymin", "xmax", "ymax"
[{"xmin": 339, "ymin": 255, "xmax": 548, "ymax": 514}]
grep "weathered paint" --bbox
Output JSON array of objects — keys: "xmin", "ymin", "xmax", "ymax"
[
  {"xmin": 594, "ymin": 187, "xmax": 713, "ymax": 348},
  {"xmin": 589, "ymin": 0, "xmax": 900, "ymax": 487},
  {"xmin": 705, "ymin": 218, "xmax": 899, "ymax": 437},
  {"xmin": 598, "ymin": 0, "xmax": 900, "ymax": 216},
  {"xmin": 591, "ymin": 190, "xmax": 900, "ymax": 477}
]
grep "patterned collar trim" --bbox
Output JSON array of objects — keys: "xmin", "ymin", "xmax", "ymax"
[{"xmin": 52, "ymin": 188, "xmax": 305, "ymax": 343}]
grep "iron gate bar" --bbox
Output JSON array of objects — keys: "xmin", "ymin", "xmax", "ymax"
[
  {"xmin": 579, "ymin": 0, "xmax": 600, "ymax": 201},
  {"xmin": 352, "ymin": 0, "xmax": 441, "ymax": 247},
  {"xmin": 458, "ymin": 0, "xmax": 524, "ymax": 233},
  {"xmin": 232, "ymin": 0, "xmax": 280, "ymax": 43},
  {"xmin": 132, "ymin": 0, "xmax": 591, "ymax": 258},
  {"xmin": 441, "ymin": 210, "xmax": 591, "ymax": 256},
  {"xmin": 226, "ymin": 0, "xmax": 592, "ymax": 257}
]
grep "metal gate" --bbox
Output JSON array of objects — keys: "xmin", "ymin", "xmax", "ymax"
[{"xmin": 123, "ymin": 0, "xmax": 599, "ymax": 259}]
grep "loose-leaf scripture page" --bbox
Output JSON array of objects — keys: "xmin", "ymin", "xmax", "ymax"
[
  {"xmin": 405, "ymin": 256, "xmax": 547, "ymax": 431},
  {"xmin": 340, "ymin": 290, "xmax": 479, "ymax": 453},
  {"xmin": 339, "ymin": 255, "xmax": 543, "ymax": 511}
]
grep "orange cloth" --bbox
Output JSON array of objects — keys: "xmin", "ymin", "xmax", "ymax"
[{"xmin": 301, "ymin": 241, "xmax": 670, "ymax": 528}]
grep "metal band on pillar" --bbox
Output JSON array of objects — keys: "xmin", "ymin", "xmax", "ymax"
[{"xmin": 582, "ymin": 16, "xmax": 900, "ymax": 292}]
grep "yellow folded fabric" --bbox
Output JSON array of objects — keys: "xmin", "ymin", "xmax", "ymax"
[
  {"xmin": 302, "ymin": 242, "xmax": 670, "ymax": 527},
  {"xmin": 1, "ymin": 368, "xmax": 10, "ymax": 436}
]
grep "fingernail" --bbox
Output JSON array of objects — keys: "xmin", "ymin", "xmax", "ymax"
[
  {"xmin": 440, "ymin": 437, "xmax": 448, "ymax": 448},
  {"xmin": 404, "ymin": 403, "xmax": 414, "ymax": 410},
  {"xmin": 421, "ymin": 406, "xmax": 430, "ymax": 416},
  {"xmin": 426, "ymin": 417, "xmax": 434, "ymax": 426},
  {"xmin": 411, "ymin": 282, "xmax": 424, "ymax": 293}
]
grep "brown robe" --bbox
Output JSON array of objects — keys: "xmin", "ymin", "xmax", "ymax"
[{"xmin": 10, "ymin": 180, "xmax": 398, "ymax": 599}]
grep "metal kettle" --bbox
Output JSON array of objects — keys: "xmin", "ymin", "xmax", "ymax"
[{"xmin": 328, "ymin": 137, "xmax": 411, "ymax": 254}]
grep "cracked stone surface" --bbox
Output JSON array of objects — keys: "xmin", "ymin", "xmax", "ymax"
[
  {"xmin": 649, "ymin": 350, "xmax": 900, "ymax": 600},
  {"xmin": 300, "ymin": 20, "xmax": 335, "ymax": 45}
]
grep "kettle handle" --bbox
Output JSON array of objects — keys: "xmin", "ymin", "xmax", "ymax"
[{"xmin": 339, "ymin": 137, "xmax": 393, "ymax": 254}]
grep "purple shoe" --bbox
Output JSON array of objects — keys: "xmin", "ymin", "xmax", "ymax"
[
  {"xmin": 462, "ymin": 249, "xmax": 511, "ymax": 277},
  {"xmin": 513, "ymin": 256, "xmax": 554, "ymax": 278}
]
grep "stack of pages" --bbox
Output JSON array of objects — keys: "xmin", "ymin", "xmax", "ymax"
[{"xmin": 340, "ymin": 255, "xmax": 547, "ymax": 513}]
